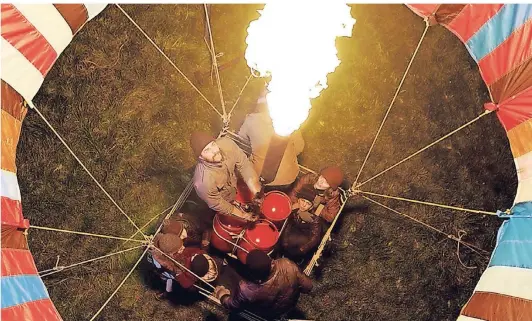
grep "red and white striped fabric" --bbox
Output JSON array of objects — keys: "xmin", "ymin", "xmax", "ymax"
[
  {"xmin": 1, "ymin": 4, "xmax": 107, "ymax": 321},
  {"xmin": 1, "ymin": 4, "xmax": 107, "ymax": 101}
]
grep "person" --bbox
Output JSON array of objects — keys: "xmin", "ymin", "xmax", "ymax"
[
  {"xmin": 214, "ymin": 250, "xmax": 313, "ymax": 318},
  {"xmin": 190, "ymin": 131, "xmax": 263, "ymax": 221},
  {"xmin": 148, "ymin": 228, "xmax": 218, "ymax": 299},
  {"xmin": 281, "ymin": 185, "xmax": 323, "ymax": 260},
  {"xmin": 169, "ymin": 212, "xmax": 212, "ymax": 250},
  {"xmin": 288, "ymin": 166, "xmax": 344, "ymax": 223},
  {"xmin": 238, "ymin": 89, "xmax": 305, "ymax": 192}
]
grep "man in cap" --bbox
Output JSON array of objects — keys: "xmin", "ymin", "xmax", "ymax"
[
  {"xmin": 282, "ymin": 185, "xmax": 323, "ymax": 259},
  {"xmin": 237, "ymin": 88, "xmax": 305, "ymax": 192},
  {"xmin": 213, "ymin": 250, "xmax": 313, "ymax": 319},
  {"xmin": 190, "ymin": 131, "xmax": 262, "ymax": 221},
  {"xmin": 148, "ymin": 224, "xmax": 218, "ymax": 298},
  {"xmin": 288, "ymin": 166, "xmax": 344, "ymax": 223}
]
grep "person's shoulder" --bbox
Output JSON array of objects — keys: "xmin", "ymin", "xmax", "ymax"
[
  {"xmin": 216, "ymin": 136, "xmax": 237, "ymax": 149},
  {"xmin": 301, "ymin": 172, "xmax": 318, "ymax": 181},
  {"xmin": 276, "ymin": 257, "xmax": 299, "ymax": 269},
  {"xmin": 183, "ymin": 247, "xmax": 204, "ymax": 256}
]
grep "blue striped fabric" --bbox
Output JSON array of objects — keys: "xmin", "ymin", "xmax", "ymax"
[
  {"xmin": 489, "ymin": 202, "xmax": 532, "ymax": 269},
  {"xmin": 1, "ymin": 275, "xmax": 50, "ymax": 308},
  {"xmin": 466, "ymin": 4, "xmax": 532, "ymax": 62}
]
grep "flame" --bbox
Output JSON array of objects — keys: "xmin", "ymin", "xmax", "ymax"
[{"xmin": 245, "ymin": 3, "xmax": 355, "ymax": 136}]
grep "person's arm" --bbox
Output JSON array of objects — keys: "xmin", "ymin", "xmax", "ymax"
[
  {"xmin": 281, "ymin": 219, "xmax": 293, "ymax": 249},
  {"xmin": 175, "ymin": 271, "xmax": 197, "ymax": 290},
  {"xmin": 231, "ymin": 141, "xmax": 261, "ymax": 195},
  {"xmin": 297, "ymin": 269, "xmax": 313, "ymax": 293},
  {"xmin": 320, "ymin": 191, "xmax": 341, "ymax": 223},
  {"xmin": 220, "ymin": 281, "xmax": 254, "ymax": 310},
  {"xmin": 299, "ymin": 219, "xmax": 321, "ymax": 254},
  {"xmin": 195, "ymin": 182, "xmax": 234, "ymax": 216}
]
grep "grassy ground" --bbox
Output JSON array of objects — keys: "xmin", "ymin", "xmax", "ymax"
[{"xmin": 16, "ymin": 4, "xmax": 517, "ymax": 321}]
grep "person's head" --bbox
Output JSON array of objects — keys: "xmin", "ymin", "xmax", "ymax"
[
  {"xmin": 296, "ymin": 185, "xmax": 317, "ymax": 212},
  {"xmin": 190, "ymin": 254, "xmax": 210, "ymax": 278},
  {"xmin": 161, "ymin": 219, "xmax": 187, "ymax": 239},
  {"xmin": 190, "ymin": 131, "xmax": 222, "ymax": 163},
  {"xmin": 316, "ymin": 166, "xmax": 344, "ymax": 190},
  {"xmin": 246, "ymin": 250, "xmax": 272, "ymax": 282},
  {"xmin": 155, "ymin": 233, "xmax": 184, "ymax": 255}
]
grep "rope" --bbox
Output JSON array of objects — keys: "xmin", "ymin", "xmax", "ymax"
[
  {"xmin": 353, "ymin": 22, "xmax": 430, "ymax": 187},
  {"xmin": 228, "ymin": 74, "xmax": 253, "ymax": 117},
  {"xmin": 151, "ymin": 246, "xmax": 216, "ymax": 291},
  {"xmin": 357, "ymin": 191, "xmax": 497, "ymax": 216},
  {"xmin": 298, "ymin": 164, "xmax": 318, "ymax": 175},
  {"xmin": 212, "ymin": 222, "xmax": 249, "ymax": 254},
  {"xmin": 28, "ymin": 102, "xmax": 146, "ymax": 238},
  {"xmin": 115, "ymin": 4, "xmax": 222, "ymax": 118},
  {"xmin": 456, "ymin": 230, "xmax": 477, "ymax": 269},
  {"xmin": 153, "ymin": 178, "xmax": 195, "ymax": 237},
  {"xmin": 120, "ymin": 203, "xmax": 175, "ymax": 248},
  {"xmin": 361, "ymin": 196, "xmax": 489, "ymax": 256},
  {"xmin": 203, "ymin": 4, "xmax": 226, "ymax": 117},
  {"xmin": 39, "ymin": 245, "xmax": 144, "ymax": 277},
  {"xmin": 356, "ymin": 109, "xmax": 493, "ymax": 188},
  {"xmin": 30, "ymin": 225, "xmax": 147, "ymax": 244},
  {"xmin": 89, "ymin": 247, "xmax": 149, "ymax": 321},
  {"xmin": 304, "ymin": 193, "xmax": 349, "ymax": 275}
]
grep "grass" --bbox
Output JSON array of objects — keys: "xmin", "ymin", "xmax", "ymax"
[{"xmin": 16, "ymin": 4, "xmax": 516, "ymax": 321}]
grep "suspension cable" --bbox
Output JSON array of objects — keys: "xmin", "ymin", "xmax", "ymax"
[
  {"xmin": 115, "ymin": 4, "xmax": 222, "ymax": 117},
  {"xmin": 353, "ymin": 22, "xmax": 430, "ymax": 187},
  {"xmin": 358, "ymin": 191, "xmax": 497, "ymax": 216},
  {"xmin": 28, "ymin": 102, "xmax": 146, "ymax": 238},
  {"xmin": 304, "ymin": 192, "xmax": 349, "ymax": 275},
  {"xmin": 355, "ymin": 109, "xmax": 493, "ymax": 189},
  {"xmin": 204, "ymin": 4, "xmax": 226, "ymax": 116},
  {"xmin": 89, "ymin": 247, "xmax": 149, "ymax": 321},
  {"xmin": 228, "ymin": 74, "xmax": 253, "ymax": 117},
  {"xmin": 30, "ymin": 225, "xmax": 147, "ymax": 244},
  {"xmin": 361, "ymin": 195, "xmax": 489, "ymax": 256},
  {"xmin": 39, "ymin": 245, "xmax": 144, "ymax": 277},
  {"xmin": 120, "ymin": 203, "xmax": 175, "ymax": 248},
  {"xmin": 153, "ymin": 178, "xmax": 195, "ymax": 237}
]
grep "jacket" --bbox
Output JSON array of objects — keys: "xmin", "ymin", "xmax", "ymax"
[
  {"xmin": 238, "ymin": 111, "xmax": 304, "ymax": 186},
  {"xmin": 150, "ymin": 247, "xmax": 206, "ymax": 290},
  {"xmin": 282, "ymin": 210, "xmax": 322, "ymax": 255},
  {"xmin": 193, "ymin": 136, "xmax": 260, "ymax": 216},
  {"xmin": 221, "ymin": 258, "xmax": 313, "ymax": 317},
  {"xmin": 288, "ymin": 173, "xmax": 342, "ymax": 223}
]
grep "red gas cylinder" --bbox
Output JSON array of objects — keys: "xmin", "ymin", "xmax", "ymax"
[
  {"xmin": 211, "ymin": 214, "xmax": 246, "ymax": 253},
  {"xmin": 261, "ymin": 191, "xmax": 292, "ymax": 226},
  {"xmin": 237, "ymin": 219, "xmax": 279, "ymax": 264}
]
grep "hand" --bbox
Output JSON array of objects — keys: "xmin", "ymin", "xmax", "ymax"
[
  {"xmin": 242, "ymin": 212, "xmax": 259, "ymax": 222},
  {"xmin": 201, "ymin": 239, "xmax": 210, "ymax": 249},
  {"xmin": 214, "ymin": 286, "xmax": 231, "ymax": 300}
]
